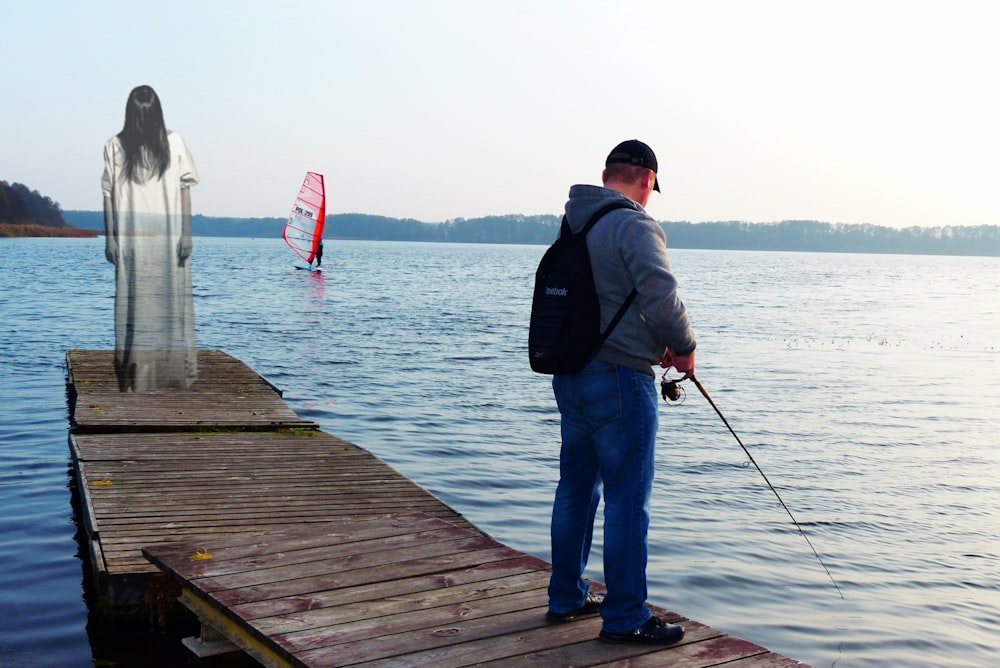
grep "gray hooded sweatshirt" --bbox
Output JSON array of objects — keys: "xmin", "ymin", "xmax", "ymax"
[{"xmin": 564, "ymin": 184, "xmax": 696, "ymax": 374}]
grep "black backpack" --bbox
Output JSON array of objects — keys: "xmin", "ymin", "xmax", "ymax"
[{"xmin": 528, "ymin": 202, "xmax": 637, "ymax": 374}]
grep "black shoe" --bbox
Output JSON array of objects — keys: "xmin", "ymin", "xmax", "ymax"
[
  {"xmin": 545, "ymin": 592, "xmax": 604, "ymax": 622},
  {"xmin": 599, "ymin": 616, "xmax": 685, "ymax": 644}
]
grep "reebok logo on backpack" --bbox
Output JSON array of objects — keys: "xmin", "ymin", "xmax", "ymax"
[{"xmin": 528, "ymin": 202, "xmax": 637, "ymax": 374}]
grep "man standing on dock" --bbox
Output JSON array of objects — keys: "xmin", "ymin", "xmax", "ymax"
[{"xmin": 544, "ymin": 139, "xmax": 696, "ymax": 644}]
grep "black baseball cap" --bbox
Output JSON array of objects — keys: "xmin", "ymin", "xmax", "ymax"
[{"xmin": 606, "ymin": 139, "xmax": 660, "ymax": 192}]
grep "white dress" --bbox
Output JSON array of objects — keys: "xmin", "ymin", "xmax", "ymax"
[{"xmin": 102, "ymin": 131, "xmax": 199, "ymax": 391}]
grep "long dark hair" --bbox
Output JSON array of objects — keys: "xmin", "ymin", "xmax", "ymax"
[{"xmin": 117, "ymin": 85, "xmax": 170, "ymax": 183}]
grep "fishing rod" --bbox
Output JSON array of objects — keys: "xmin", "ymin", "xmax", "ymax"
[{"xmin": 662, "ymin": 374, "xmax": 843, "ymax": 598}]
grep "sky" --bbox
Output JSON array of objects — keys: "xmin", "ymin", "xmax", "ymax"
[{"xmin": 2, "ymin": 0, "xmax": 998, "ymax": 228}]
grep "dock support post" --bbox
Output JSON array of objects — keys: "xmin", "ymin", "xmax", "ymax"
[{"xmin": 178, "ymin": 587, "xmax": 293, "ymax": 667}]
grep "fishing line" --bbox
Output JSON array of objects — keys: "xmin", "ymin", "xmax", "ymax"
[{"xmin": 663, "ymin": 373, "xmax": 843, "ymax": 598}]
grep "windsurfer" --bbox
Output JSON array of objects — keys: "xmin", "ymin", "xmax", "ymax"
[{"xmin": 282, "ymin": 172, "xmax": 326, "ymax": 269}]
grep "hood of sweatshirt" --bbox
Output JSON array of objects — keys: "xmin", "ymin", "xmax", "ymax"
[{"xmin": 563, "ymin": 184, "xmax": 641, "ymax": 234}]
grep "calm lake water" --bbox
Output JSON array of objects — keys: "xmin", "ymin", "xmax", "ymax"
[{"xmin": 1, "ymin": 236, "xmax": 998, "ymax": 667}]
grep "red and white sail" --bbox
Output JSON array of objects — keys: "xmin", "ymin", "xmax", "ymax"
[{"xmin": 282, "ymin": 172, "xmax": 325, "ymax": 264}]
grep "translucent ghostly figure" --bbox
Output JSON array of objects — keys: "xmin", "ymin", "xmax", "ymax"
[{"xmin": 102, "ymin": 85, "xmax": 199, "ymax": 392}]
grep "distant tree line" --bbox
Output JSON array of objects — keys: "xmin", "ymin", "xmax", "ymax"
[
  {"xmin": 63, "ymin": 210, "xmax": 562, "ymax": 243},
  {"xmin": 59, "ymin": 209, "xmax": 1000, "ymax": 256},
  {"xmin": 325, "ymin": 213, "xmax": 561, "ymax": 244},
  {"xmin": 660, "ymin": 220, "xmax": 1000, "ymax": 256},
  {"xmin": 0, "ymin": 181, "xmax": 68, "ymax": 227}
]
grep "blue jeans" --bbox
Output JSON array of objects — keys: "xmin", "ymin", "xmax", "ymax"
[{"xmin": 548, "ymin": 359, "xmax": 658, "ymax": 633}]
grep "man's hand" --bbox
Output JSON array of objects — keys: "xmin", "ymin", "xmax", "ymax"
[{"xmin": 659, "ymin": 349, "xmax": 696, "ymax": 379}]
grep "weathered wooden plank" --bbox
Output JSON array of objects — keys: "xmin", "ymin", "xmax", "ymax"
[
  {"xmin": 95, "ymin": 507, "xmax": 458, "ymax": 528},
  {"xmin": 352, "ymin": 619, "xmax": 716, "ymax": 668},
  {"xmin": 89, "ymin": 494, "xmax": 432, "ymax": 514},
  {"xmin": 136, "ymin": 512, "xmax": 455, "ymax": 573},
  {"xmin": 276, "ymin": 587, "xmax": 550, "ymax": 654},
  {"xmin": 67, "ymin": 349, "xmax": 316, "ymax": 432},
  {"xmin": 230, "ymin": 555, "xmax": 550, "ymax": 621},
  {"xmin": 70, "ymin": 430, "xmax": 469, "ymax": 574},
  {"xmin": 551, "ymin": 631, "xmax": 764, "ymax": 668},
  {"xmin": 92, "ymin": 517, "xmax": 479, "ymax": 578},
  {"xmin": 210, "ymin": 546, "xmax": 533, "ymax": 608},
  {"xmin": 294, "ymin": 606, "xmax": 607, "ymax": 667},
  {"xmin": 67, "ymin": 349, "xmax": 281, "ymax": 388},
  {"xmin": 708, "ymin": 654, "xmax": 811, "ymax": 667},
  {"xmin": 153, "ymin": 526, "xmax": 484, "ymax": 583},
  {"xmin": 254, "ymin": 570, "xmax": 553, "ymax": 636},
  {"xmin": 196, "ymin": 535, "xmax": 503, "ymax": 595},
  {"xmin": 73, "ymin": 460, "xmax": 103, "ymax": 539},
  {"xmin": 72, "ymin": 427, "xmax": 477, "ymax": 589},
  {"xmin": 94, "ymin": 510, "xmax": 467, "ymax": 542}
]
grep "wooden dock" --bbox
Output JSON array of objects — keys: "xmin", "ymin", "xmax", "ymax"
[
  {"xmin": 66, "ymin": 349, "xmax": 809, "ymax": 667},
  {"xmin": 67, "ymin": 348, "xmax": 314, "ymax": 433}
]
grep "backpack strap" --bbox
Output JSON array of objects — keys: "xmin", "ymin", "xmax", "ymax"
[
  {"xmin": 600, "ymin": 287, "xmax": 637, "ymax": 343},
  {"xmin": 582, "ymin": 201, "xmax": 635, "ymax": 234},
  {"xmin": 569, "ymin": 201, "xmax": 640, "ymax": 345}
]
